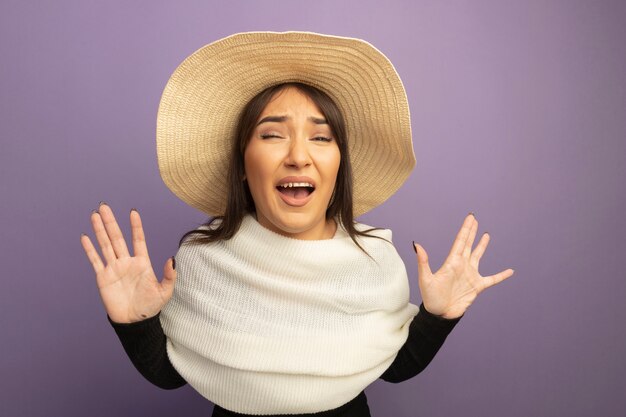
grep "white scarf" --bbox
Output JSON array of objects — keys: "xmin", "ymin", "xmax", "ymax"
[{"xmin": 160, "ymin": 214, "xmax": 419, "ymax": 414}]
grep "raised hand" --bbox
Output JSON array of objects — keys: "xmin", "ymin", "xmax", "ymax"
[
  {"xmin": 80, "ymin": 203, "xmax": 177, "ymax": 323},
  {"xmin": 413, "ymin": 213, "xmax": 514, "ymax": 319}
]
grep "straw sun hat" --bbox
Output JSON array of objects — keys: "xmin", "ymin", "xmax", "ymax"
[{"xmin": 156, "ymin": 31, "xmax": 414, "ymax": 217}]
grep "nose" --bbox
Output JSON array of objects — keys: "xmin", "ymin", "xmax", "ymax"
[{"xmin": 284, "ymin": 135, "xmax": 312, "ymax": 169}]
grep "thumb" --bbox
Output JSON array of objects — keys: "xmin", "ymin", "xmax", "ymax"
[
  {"xmin": 160, "ymin": 256, "xmax": 177, "ymax": 300},
  {"xmin": 413, "ymin": 242, "xmax": 433, "ymax": 278}
]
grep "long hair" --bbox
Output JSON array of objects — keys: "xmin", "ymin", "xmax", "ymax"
[{"xmin": 178, "ymin": 82, "xmax": 386, "ymax": 254}]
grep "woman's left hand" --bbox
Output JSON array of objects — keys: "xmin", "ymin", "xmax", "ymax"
[{"xmin": 413, "ymin": 213, "xmax": 515, "ymax": 319}]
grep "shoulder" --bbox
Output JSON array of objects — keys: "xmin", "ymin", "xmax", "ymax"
[
  {"xmin": 197, "ymin": 217, "xmax": 223, "ymax": 231},
  {"xmin": 350, "ymin": 221, "xmax": 404, "ymax": 268},
  {"xmin": 177, "ymin": 217, "xmax": 224, "ymax": 253},
  {"xmin": 352, "ymin": 220, "xmax": 393, "ymax": 242}
]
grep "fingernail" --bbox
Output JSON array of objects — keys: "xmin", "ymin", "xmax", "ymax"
[
  {"xmin": 80, "ymin": 233, "xmax": 87, "ymax": 237},
  {"xmin": 469, "ymin": 212, "xmax": 475, "ymax": 218},
  {"xmin": 99, "ymin": 201, "xmax": 107, "ymax": 207},
  {"xmin": 91, "ymin": 209, "xmax": 99, "ymax": 214},
  {"xmin": 171, "ymin": 256, "xmax": 176, "ymax": 270},
  {"xmin": 412, "ymin": 241, "xmax": 417, "ymax": 253},
  {"xmin": 130, "ymin": 208, "xmax": 138, "ymax": 213}
]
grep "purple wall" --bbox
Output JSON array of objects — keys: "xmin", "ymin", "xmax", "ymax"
[{"xmin": 1, "ymin": 1, "xmax": 625, "ymax": 416}]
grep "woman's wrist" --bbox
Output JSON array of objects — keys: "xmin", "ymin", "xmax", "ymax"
[
  {"xmin": 420, "ymin": 303, "xmax": 464, "ymax": 322},
  {"xmin": 107, "ymin": 311, "xmax": 161, "ymax": 328}
]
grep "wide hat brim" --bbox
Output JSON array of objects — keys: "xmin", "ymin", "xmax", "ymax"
[{"xmin": 156, "ymin": 31, "xmax": 414, "ymax": 217}]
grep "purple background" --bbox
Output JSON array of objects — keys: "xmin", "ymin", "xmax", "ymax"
[{"xmin": 1, "ymin": 1, "xmax": 625, "ymax": 416}]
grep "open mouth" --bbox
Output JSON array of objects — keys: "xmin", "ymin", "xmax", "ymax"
[{"xmin": 276, "ymin": 182, "xmax": 315, "ymax": 200}]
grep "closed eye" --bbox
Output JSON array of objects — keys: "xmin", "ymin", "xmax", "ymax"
[
  {"xmin": 260, "ymin": 133, "xmax": 282, "ymax": 139},
  {"xmin": 312, "ymin": 136, "xmax": 333, "ymax": 142}
]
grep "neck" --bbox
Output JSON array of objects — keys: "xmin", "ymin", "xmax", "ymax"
[{"xmin": 252, "ymin": 213, "xmax": 338, "ymax": 240}]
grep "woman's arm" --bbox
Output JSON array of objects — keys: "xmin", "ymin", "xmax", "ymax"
[
  {"xmin": 108, "ymin": 312, "xmax": 186, "ymax": 389},
  {"xmin": 81, "ymin": 204, "xmax": 184, "ymax": 388},
  {"xmin": 383, "ymin": 213, "xmax": 514, "ymax": 382},
  {"xmin": 379, "ymin": 303, "xmax": 461, "ymax": 383}
]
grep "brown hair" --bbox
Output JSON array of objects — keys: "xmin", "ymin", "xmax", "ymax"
[{"xmin": 178, "ymin": 82, "xmax": 386, "ymax": 255}]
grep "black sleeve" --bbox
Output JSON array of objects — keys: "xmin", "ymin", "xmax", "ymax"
[
  {"xmin": 107, "ymin": 312, "xmax": 187, "ymax": 389},
  {"xmin": 379, "ymin": 303, "xmax": 462, "ymax": 383}
]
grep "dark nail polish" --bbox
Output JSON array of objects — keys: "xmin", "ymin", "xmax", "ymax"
[
  {"xmin": 412, "ymin": 241, "xmax": 417, "ymax": 253},
  {"xmin": 171, "ymin": 256, "xmax": 176, "ymax": 270}
]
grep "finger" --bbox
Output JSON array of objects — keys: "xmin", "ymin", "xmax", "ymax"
[
  {"xmin": 462, "ymin": 216, "xmax": 478, "ymax": 259},
  {"xmin": 130, "ymin": 209, "xmax": 149, "ymax": 258},
  {"xmin": 91, "ymin": 210, "xmax": 117, "ymax": 264},
  {"xmin": 470, "ymin": 232, "xmax": 490, "ymax": 267},
  {"xmin": 80, "ymin": 233, "xmax": 104, "ymax": 274},
  {"xmin": 413, "ymin": 242, "xmax": 433, "ymax": 279},
  {"xmin": 448, "ymin": 214, "xmax": 475, "ymax": 259},
  {"xmin": 482, "ymin": 268, "xmax": 515, "ymax": 290},
  {"xmin": 98, "ymin": 203, "xmax": 130, "ymax": 258},
  {"xmin": 160, "ymin": 256, "xmax": 177, "ymax": 301}
]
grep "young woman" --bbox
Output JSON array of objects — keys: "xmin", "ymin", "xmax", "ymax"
[{"xmin": 80, "ymin": 32, "xmax": 514, "ymax": 416}]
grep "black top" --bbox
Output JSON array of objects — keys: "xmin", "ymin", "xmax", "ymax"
[{"xmin": 108, "ymin": 302, "xmax": 461, "ymax": 417}]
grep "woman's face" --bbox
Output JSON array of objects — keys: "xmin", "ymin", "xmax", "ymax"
[{"xmin": 244, "ymin": 86, "xmax": 341, "ymax": 240}]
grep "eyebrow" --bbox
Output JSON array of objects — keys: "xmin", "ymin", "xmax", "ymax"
[{"xmin": 256, "ymin": 115, "xmax": 328, "ymax": 126}]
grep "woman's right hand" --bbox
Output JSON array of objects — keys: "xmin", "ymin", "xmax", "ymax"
[{"xmin": 80, "ymin": 203, "xmax": 177, "ymax": 324}]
